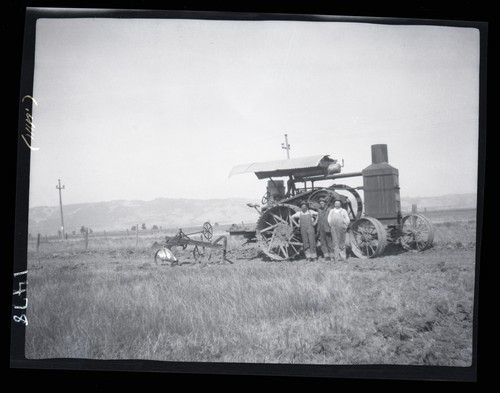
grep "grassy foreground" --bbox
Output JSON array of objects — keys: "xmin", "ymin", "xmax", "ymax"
[{"xmin": 25, "ymin": 244, "xmax": 475, "ymax": 365}]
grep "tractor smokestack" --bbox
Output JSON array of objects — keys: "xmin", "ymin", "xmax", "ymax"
[{"xmin": 371, "ymin": 144, "xmax": 389, "ymax": 164}]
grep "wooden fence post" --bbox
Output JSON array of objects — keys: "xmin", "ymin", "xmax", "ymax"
[
  {"xmin": 136, "ymin": 224, "xmax": 139, "ymax": 249},
  {"xmin": 36, "ymin": 233, "xmax": 41, "ymax": 253},
  {"xmin": 412, "ymin": 204, "xmax": 417, "ymax": 214},
  {"xmin": 104, "ymin": 230, "xmax": 108, "ymax": 240},
  {"xmin": 85, "ymin": 228, "xmax": 89, "ymax": 250}
]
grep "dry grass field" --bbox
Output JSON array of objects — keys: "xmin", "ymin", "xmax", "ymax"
[{"xmin": 24, "ymin": 210, "xmax": 477, "ymax": 366}]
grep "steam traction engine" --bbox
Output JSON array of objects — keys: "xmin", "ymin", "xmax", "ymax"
[{"xmin": 229, "ymin": 144, "xmax": 435, "ymax": 260}]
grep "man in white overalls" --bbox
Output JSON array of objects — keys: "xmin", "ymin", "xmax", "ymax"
[
  {"xmin": 327, "ymin": 199, "xmax": 350, "ymax": 261},
  {"xmin": 291, "ymin": 202, "xmax": 318, "ymax": 262}
]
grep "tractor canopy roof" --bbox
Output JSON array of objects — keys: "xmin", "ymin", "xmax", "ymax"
[{"xmin": 229, "ymin": 155, "xmax": 340, "ymax": 180}]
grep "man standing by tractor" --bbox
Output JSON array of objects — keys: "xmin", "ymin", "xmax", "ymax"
[
  {"xmin": 327, "ymin": 199, "xmax": 350, "ymax": 261},
  {"xmin": 291, "ymin": 202, "xmax": 318, "ymax": 262},
  {"xmin": 317, "ymin": 198, "xmax": 334, "ymax": 261}
]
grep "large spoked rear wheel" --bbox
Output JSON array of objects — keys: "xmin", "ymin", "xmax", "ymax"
[
  {"xmin": 307, "ymin": 186, "xmax": 363, "ymax": 220},
  {"xmin": 256, "ymin": 204, "xmax": 302, "ymax": 261},
  {"xmin": 350, "ymin": 217, "xmax": 387, "ymax": 259},
  {"xmin": 308, "ymin": 189, "xmax": 342, "ymax": 206},
  {"xmin": 400, "ymin": 214, "xmax": 435, "ymax": 252}
]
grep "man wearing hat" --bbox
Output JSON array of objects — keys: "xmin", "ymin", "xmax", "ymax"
[
  {"xmin": 327, "ymin": 199, "xmax": 350, "ymax": 261},
  {"xmin": 291, "ymin": 202, "xmax": 319, "ymax": 261},
  {"xmin": 317, "ymin": 198, "xmax": 334, "ymax": 261}
]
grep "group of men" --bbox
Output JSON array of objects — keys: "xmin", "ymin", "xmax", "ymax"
[{"xmin": 291, "ymin": 198, "xmax": 350, "ymax": 262}]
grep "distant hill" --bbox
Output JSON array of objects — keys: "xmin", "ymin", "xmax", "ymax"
[
  {"xmin": 28, "ymin": 193, "xmax": 477, "ymax": 236},
  {"xmin": 400, "ymin": 193, "xmax": 477, "ymax": 212},
  {"xmin": 28, "ymin": 198, "xmax": 261, "ymax": 236}
]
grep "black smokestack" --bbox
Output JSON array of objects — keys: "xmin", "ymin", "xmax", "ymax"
[{"xmin": 371, "ymin": 144, "xmax": 389, "ymax": 164}]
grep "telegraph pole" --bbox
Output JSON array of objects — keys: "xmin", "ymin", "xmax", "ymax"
[
  {"xmin": 281, "ymin": 134, "xmax": 291, "ymax": 159},
  {"xmin": 56, "ymin": 179, "xmax": 65, "ymax": 239}
]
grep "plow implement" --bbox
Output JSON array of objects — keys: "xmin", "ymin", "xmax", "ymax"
[{"xmin": 154, "ymin": 222, "xmax": 233, "ymax": 265}]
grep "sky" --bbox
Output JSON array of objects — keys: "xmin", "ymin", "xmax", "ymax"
[{"xmin": 28, "ymin": 17, "xmax": 480, "ymax": 208}]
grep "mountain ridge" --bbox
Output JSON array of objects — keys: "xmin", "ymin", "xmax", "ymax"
[{"xmin": 27, "ymin": 193, "xmax": 477, "ymax": 235}]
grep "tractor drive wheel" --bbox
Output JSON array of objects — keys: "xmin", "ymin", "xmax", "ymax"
[
  {"xmin": 399, "ymin": 214, "xmax": 435, "ymax": 252},
  {"xmin": 256, "ymin": 203, "xmax": 303, "ymax": 261},
  {"xmin": 349, "ymin": 217, "xmax": 387, "ymax": 258}
]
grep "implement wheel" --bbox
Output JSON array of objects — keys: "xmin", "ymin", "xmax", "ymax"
[{"xmin": 202, "ymin": 222, "xmax": 213, "ymax": 240}]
